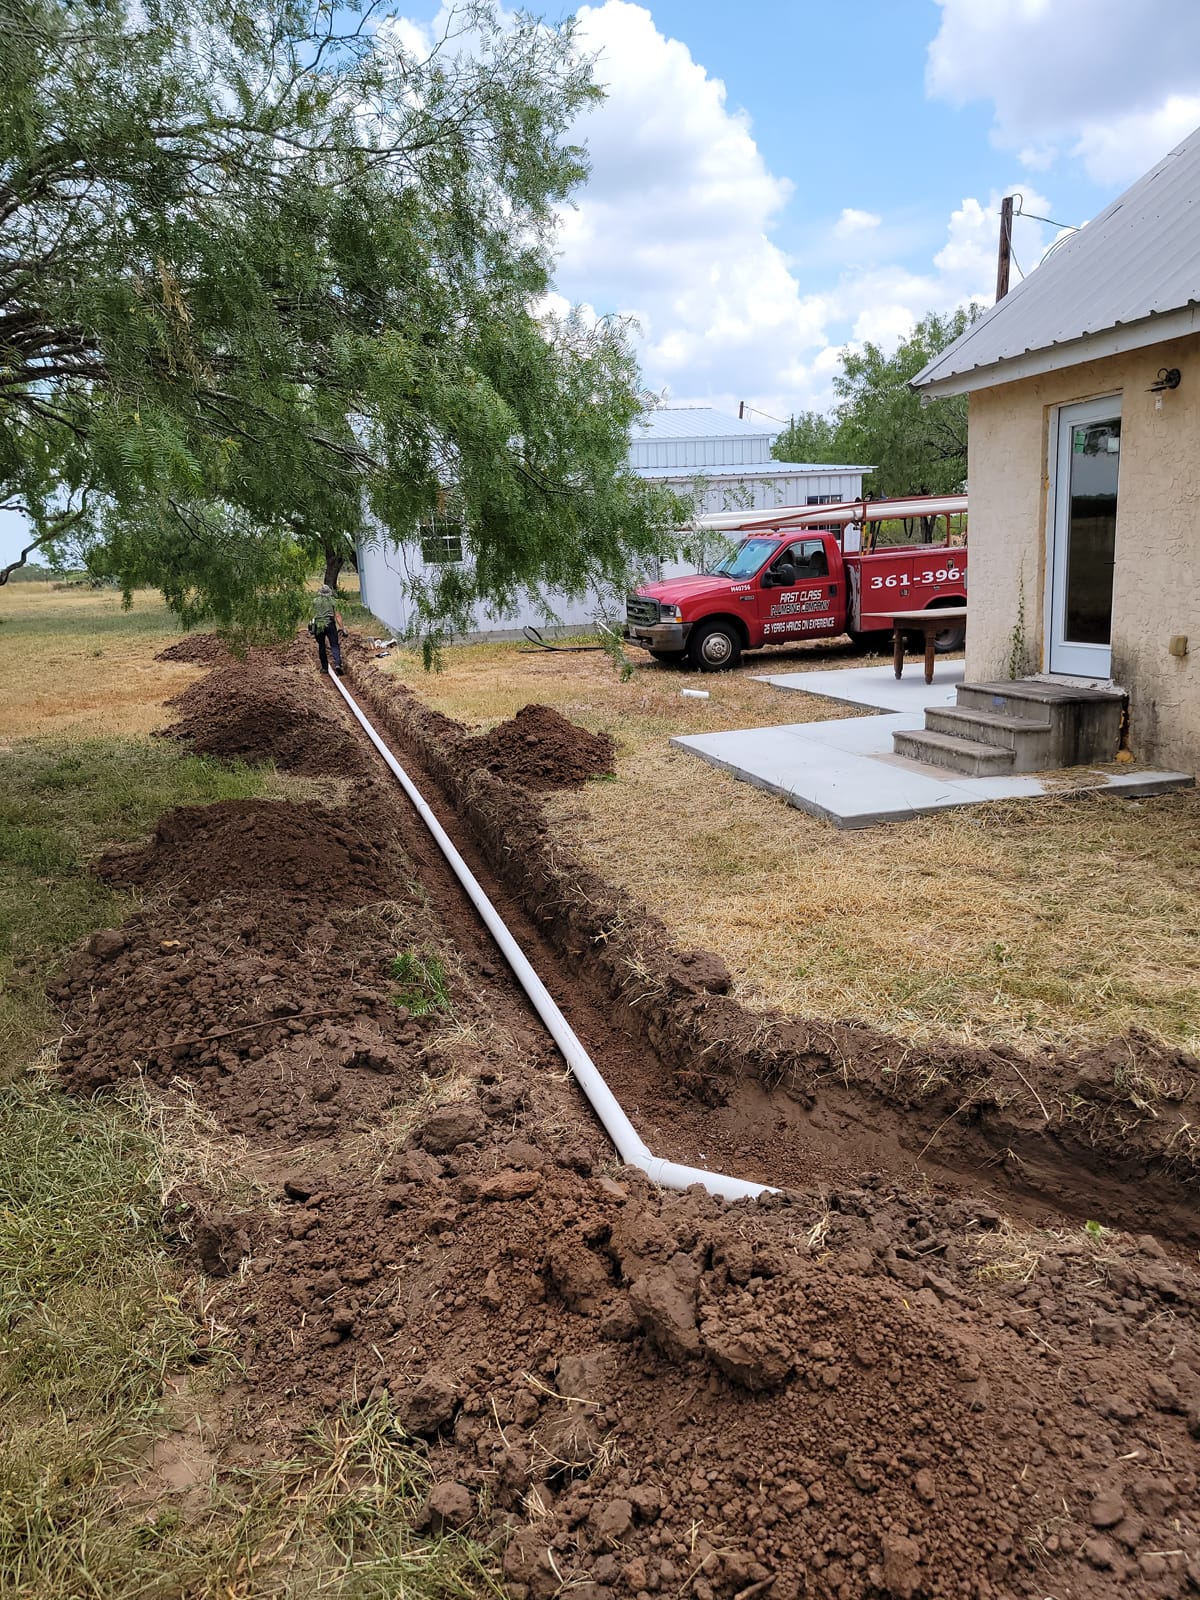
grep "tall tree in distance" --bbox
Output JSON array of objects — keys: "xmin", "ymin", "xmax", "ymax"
[
  {"xmin": 1, "ymin": 0, "xmax": 677, "ymax": 637},
  {"xmin": 833, "ymin": 307, "xmax": 979, "ymax": 497},
  {"xmin": 772, "ymin": 305, "xmax": 981, "ymax": 497},
  {"xmin": 771, "ymin": 410, "xmax": 843, "ymax": 466}
]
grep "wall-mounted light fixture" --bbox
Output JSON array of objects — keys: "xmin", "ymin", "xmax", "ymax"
[{"xmin": 1148, "ymin": 367, "xmax": 1182, "ymax": 392}]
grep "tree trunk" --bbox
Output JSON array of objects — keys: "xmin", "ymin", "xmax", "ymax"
[{"xmin": 322, "ymin": 543, "xmax": 344, "ymax": 590}]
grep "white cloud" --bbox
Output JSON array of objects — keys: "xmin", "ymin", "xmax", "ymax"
[
  {"xmin": 1017, "ymin": 144, "xmax": 1055, "ymax": 173},
  {"xmin": 834, "ymin": 208, "xmax": 882, "ymax": 237},
  {"xmin": 375, "ymin": 2, "xmax": 1062, "ymax": 421},
  {"xmin": 927, "ymin": 0, "xmax": 1200, "ymax": 184},
  {"xmin": 557, "ymin": 2, "xmax": 831, "ymax": 401},
  {"xmin": 555, "ymin": 3, "xmax": 1030, "ymax": 416},
  {"xmin": 1070, "ymin": 94, "xmax": 1200, "ymax": 185}
]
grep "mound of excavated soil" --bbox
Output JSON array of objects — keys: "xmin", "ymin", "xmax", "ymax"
[
  {"xmin": 49, "ymin": 636, "xmax": 1200, "ymax": 1597},
  {"xmin": 224, "ymin": 1094, "xmax": 1200, "ymax": 1599},
  {"xmin": 157, "ymin": 634, "xmax": 232, "ymax": 665},
  {"xmin": 52, "ymin": 911, "xmax": 434, "ymax": 1139},
  {"xmin": 156, "ymin": 632, "xmax": 306, "ymax": 669},
  {"xmin": 158, "ymin": 661, "xmax": 366, "ymax": 776},
  {"xmin": 467, "ymin": 704, "xmax": 615, "ymax": 790},
  {"xmin": 97, "ymin": 798, "xmax": 395, "ymax": 915}
]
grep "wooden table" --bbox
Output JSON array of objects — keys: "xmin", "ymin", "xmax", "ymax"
[{"xmin": 885, "ymin": 607, "xmax": 968, "ymax": 684}]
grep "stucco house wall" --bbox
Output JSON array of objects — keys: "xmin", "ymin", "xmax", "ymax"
[{"xmin": 965, "ymin": 329, "xmax": 1200, "ymax": 770}]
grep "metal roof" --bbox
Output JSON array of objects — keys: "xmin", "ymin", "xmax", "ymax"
[
  {"xmin": 631, "ymin": 406, "xmax": 777, "ymax": 441},
  {"xmin": 913, "ymin": 124, "xmax": 1200, "ymax": 396}
]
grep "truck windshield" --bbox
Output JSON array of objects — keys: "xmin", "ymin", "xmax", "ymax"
[{"xmin": 710, "ymin": 538, "xmax": 779, "ymax": 579}]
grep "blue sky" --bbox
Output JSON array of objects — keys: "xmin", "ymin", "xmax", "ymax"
[
  {"xmin": 526, "ymin": 0, "xmax": 1200, "ymax": 419},
  {"xmin": 6, "ymin": 0, "xmax": 1200, "ymax": 566}
]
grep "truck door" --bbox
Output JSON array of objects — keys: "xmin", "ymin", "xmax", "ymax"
[{"xmin": 756, "ymin": 538, "xmax": 841, "ymax": 642}]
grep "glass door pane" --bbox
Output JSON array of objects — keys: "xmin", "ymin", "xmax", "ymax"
[{"xmin": 1063, "ymin": 417, "xmax": 1120, "ymax": 644}]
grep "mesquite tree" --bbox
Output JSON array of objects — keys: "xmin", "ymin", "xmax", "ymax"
[
  {"xmin": 772, "ymin": 308, "xmax": 980, "ymax": 500},
  {"xmin": 0, "ymin": 0, "xmax": 676, "ymax": 635}
]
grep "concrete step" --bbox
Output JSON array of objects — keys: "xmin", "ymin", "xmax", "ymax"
[
  {"xmin": 926, "ymin": 706, "xmax": 1053, "ymax": 755},
  {"xmin": 928, "ymin": 678, "xmax": 1139, "ymax": 771},
  {"xmin": 892, "ymin": 729, "xmax": 1016, "ymax": 777},
  {"xmin": 957, "ymin": 679, "xmax": 1125, "ymax": 720}
]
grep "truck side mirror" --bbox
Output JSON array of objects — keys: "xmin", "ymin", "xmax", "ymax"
[{"xmin": 770, "ymin": 561, "xmax": 796, "ymax": 588}]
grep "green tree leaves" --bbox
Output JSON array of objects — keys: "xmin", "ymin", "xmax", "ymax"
[
  {"xmin": 1, "ymin": 0, "xmax": 675, "ymax": 636},
  {"xmin": 772, "ymin": 307, "xmax": 981, "ymax": 497},
  {"xmin": 771, "ymin": 410, "xmax": 842, "ymax": 466}
]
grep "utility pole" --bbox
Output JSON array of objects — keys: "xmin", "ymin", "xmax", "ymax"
[
  {"xmin": 738, "ymin": 401, "xmax": 745, "ymax": 420},
  {"xmin": 995, "ymin": 195, "xmax": 1013, "ymax": 302}
]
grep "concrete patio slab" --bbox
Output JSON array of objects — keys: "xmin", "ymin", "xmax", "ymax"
[
  {"xmin": 673, "ymin": 664, "xmax": 1192, "ymax": 827},
  {"xmin": 753, "ymin": 661, "xmax": 965, "ymax": 713}
]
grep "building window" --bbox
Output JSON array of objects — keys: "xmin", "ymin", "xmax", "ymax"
[
  {"xmin": 419, "ymin": 516, "xmax": 464, "ymax": 565},
  {"xmin": 805, "ymin": 494, "xmax": 839, "ymax": 505}
]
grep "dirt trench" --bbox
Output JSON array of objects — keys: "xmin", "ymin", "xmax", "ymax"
[
  {"xmin": 340, "ymin": 638, "xmax": 1200, "ymax": 1250},
  {"xmin": 48, "ymin": 635, "xmax": 1200, "ymax": 1600}
]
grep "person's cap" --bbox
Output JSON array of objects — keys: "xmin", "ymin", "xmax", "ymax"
[{"xmin": 317, "ymin": 584, "xmax": 332, "ymax": 595}]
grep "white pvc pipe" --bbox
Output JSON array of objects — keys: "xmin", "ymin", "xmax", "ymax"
[{"xmin": 327, "ymin": 670, "xmax": 774, "ymax": 1204}]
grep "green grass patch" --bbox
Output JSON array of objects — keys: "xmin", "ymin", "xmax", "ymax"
[
  {"xmin": 0, "ymin": 1078, "xmax": 197, "ymax": 1418},
  {"xmin": 0, "ymin": 737, "xmax": 286, "ymax": 1077},
  {"xmin": 389, "ymin": 949, "xmax": 452, "ymax": 1018},
  {"xmin": 0, "ymin": 584, "xmax": 184, "ymax": 644},
  {"xmin": 0, "ymin": 640, "xmax": 500, "ymax": 1596},
  {"xmin": 0, "ymin": 1396, "xmax": 501, "ymax": 1599}
]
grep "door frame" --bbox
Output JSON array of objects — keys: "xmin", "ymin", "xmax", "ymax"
[{"xmin": 1043, "ymin": 393, "xmax": 1122, "ymax": 678}]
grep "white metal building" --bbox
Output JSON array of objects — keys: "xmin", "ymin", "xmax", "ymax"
[
  {"xmin": 356, "ymin": 407, "xmax": 872, "ymax": 639},
  {"xmin": 629, "ymin": 407, "xmax": 871, "ymax": 515}
]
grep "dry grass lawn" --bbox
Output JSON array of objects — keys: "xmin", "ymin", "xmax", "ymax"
[
  {"xmin": 0, "ymin": 582, "xmax": 198, "ymax": 737},
  {"xmin": 381, "ymin": 636, "xmax": 1200, "ymax": 1055},
  {"xmin": 379, "ymin": 631, "xmax": 872, "ymax": 742}
]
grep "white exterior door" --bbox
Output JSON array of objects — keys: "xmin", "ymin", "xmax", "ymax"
[{"xmin": 1047, "ymin": 396, "xmax": 1122, "ymax": 678}]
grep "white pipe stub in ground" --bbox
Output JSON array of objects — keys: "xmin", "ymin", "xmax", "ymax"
[{"xmin": 327, "ymin": 670, "xmax": 774, "ymax": 1205}]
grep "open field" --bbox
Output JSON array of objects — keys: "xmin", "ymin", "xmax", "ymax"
[
  {"xmin": 0, "ymin": 574, "xmax": 369, "ymax": 739},
  {"xmin": 381, "ymin": 635, "xmax": 1200, "ymax": 1053},
  {"xmin": 0, "ymin": 582, "xmax": 200, "ymax": 738}
]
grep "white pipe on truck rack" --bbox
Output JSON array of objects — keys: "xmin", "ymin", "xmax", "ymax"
[{"xmin": 327, "ymin": 670, "xmax": 774, "ymax": 1205}]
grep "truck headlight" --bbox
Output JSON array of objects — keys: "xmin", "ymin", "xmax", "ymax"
[{"xmin": 658, "ymin": 604, "xmax": 682, "ymax": 623}]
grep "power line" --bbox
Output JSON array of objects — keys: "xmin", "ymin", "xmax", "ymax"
[
  {"xmin": 740, "ymin": 403, "xmax": 789, "ymax": 425},
  {"xmin": 1004, "ymin": 210, "xmax": 1025, "ymax": 282},
  {"xmin": 1009, "ymin": 194, "xmax": 1078, "ymax": 233},
  {"xmin": 999, "ymin": 191, "xmax": 1077, "ymax": 288}
]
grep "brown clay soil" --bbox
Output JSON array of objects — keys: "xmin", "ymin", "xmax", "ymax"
[
  {"xmin": 45, "ymin": 631, "xmax": 1200, "ymax": 1598},
  {"xmin": 157, "ymin": 642, "xmax": 367, "ymax": 775},
  {"xmin": 466, "ymin": 703, "xmax": 616, "ymax": 790}
]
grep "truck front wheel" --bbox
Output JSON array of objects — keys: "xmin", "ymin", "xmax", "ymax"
[
  {"xmin": 688, "ymin": 620, "xmax": 743, "ymax": 672},
  {"xmin": 848, "ymin": 629, "xmax": 891, "ymax": 653}
]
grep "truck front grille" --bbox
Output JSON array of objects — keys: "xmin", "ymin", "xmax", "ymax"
[{"xmin": 626, "ymin": 595, "xmax": 659, "ymax": 626}]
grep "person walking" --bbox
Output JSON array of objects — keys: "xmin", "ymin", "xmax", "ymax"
[{"xmin": 310, "ymin": 584, "xmax": 345, "ymax": 675}]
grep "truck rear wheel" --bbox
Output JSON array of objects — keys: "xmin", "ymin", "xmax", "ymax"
[
  {"xmin": 929, "ymin": 608, "xmax": 966, "ymax": 653},
  {"xmin": 688, "ymin": 619, "xmax": 743, "ymax": 672}
]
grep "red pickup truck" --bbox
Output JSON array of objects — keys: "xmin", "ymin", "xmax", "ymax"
[{"xmin": 625, "ymin": 527, "xmax": 967, "ymax": 671}]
